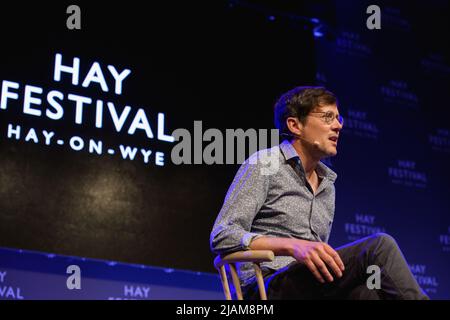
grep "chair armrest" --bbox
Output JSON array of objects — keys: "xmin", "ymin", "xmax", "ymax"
[{"xmin": 214, "ymin": 250, "xmax": 275, "ymax": 269}]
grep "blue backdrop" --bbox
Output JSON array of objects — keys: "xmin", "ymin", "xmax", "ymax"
[{"xmin": 315, "ymin": 0, "xmax": 450, "ymax": 299}]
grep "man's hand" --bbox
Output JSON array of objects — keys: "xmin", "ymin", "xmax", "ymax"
[
  {"xmin": 291, "ymin": 239, "xmax": 345, "ymax": 283},
  {"xmin": 249, "ymin": 236, "xmax": 345, "ymax": 283}
]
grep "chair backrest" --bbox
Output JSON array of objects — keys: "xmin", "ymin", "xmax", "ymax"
[{"xmin": 213, "ymin": 250, "xmax": 274, "ymax": 300}]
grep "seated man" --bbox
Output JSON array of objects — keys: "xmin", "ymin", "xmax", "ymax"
[{"xmin": 210, "ymin": 86, "xmax": 429, "ymax": 300}]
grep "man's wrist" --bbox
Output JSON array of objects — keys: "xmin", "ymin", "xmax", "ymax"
[{"xmin": 281, "ymin": 238, "xmax": 296, "ymax": 256}]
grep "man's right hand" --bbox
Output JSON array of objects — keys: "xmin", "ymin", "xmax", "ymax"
[{"xmin": 290, "ymin": 239, "xmax": 345, "ymax": 283}]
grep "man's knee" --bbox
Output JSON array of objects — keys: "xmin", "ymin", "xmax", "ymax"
[{"xmin": 372, "ymin": 232, "xmax": 398, "ymax": 249}]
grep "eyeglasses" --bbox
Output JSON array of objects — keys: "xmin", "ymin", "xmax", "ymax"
[{"xmin": 308, "ymin": 111, "xmax": 344, "ymax": 126}]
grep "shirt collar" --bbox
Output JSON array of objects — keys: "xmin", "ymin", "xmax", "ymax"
[{"xmin": 279, "ymin": 140, "xmax": 338, "ymax": 182}]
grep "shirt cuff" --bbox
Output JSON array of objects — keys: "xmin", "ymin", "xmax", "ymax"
[{"xmin": 241, "ymin": 232, "xmax": 264, "ymax": 250}]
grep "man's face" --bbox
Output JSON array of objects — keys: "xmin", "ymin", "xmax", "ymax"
[{"xmin": 302, "ymin": 103, "xmax": 342, "ymax": 158}]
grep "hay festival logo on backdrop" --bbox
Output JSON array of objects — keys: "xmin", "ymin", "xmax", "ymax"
[{"xmin": 0, "ymin": 53, "xmax": 175, "ymax": 166}]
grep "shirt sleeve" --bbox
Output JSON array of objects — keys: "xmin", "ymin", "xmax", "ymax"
[{"xmin": 210, "ymin": 155, "xmax": 270, "ymax": 255}]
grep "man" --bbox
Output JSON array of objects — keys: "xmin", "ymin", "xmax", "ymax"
[{"xmin": 210, "ymin": 86, "xmax": 429, "ymax": 299}]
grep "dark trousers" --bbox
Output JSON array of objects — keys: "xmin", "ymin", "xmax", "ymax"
[{"xmin": 243, "ymin": 233, "xmax": 429, "ymax": 300}]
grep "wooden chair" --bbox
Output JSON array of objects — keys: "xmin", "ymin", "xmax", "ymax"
[{"xmin": 214, "ymin": 250, "xmax": 274, "ymax": 300}]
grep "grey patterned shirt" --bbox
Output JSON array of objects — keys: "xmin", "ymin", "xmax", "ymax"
[{"xmin": 210, "ymin": 140, "xmax": 338, "ymax": 287}]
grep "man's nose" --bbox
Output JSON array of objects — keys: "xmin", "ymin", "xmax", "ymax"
[{"xmin": 331, "ymin": 118, "xmax": 342, "ymax": 131}]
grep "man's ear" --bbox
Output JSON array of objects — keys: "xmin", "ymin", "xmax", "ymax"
[{"xmin": 286, "ymin": 117, "xmax": 303, "ymax": 136}]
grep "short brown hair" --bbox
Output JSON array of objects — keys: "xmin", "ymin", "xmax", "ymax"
[{"xmin": 274, "ymin": 86, "xmax": 338, "ymax": 138}]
